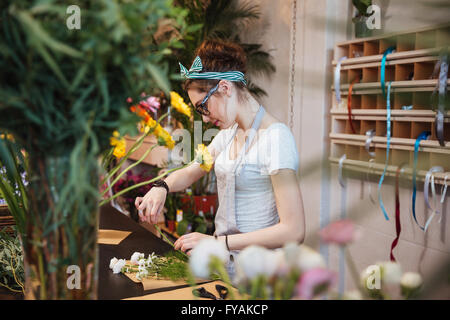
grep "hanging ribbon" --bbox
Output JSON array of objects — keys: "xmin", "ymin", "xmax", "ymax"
[
  {"xmin": 381, "ymin": 47, "xmax": 395, "ymax": 98},
  {"xmin": 441, "ymin": 174, "xmax": 449, "ymax": 204},
  {"xmin": 390, "ymin": 163, "xmax": 407, "ymax": 262},
  {"xmin": 377, "ymin": 81, "xmax": 393, "ymax": 221},
  {"xmin": 334, "ymin": 56, "xmax": 347, "ymax": 106},
  {"xmin": 347, "ymin": 76, "xmax": 360, "ymax": 134},
  {"xmin": 412, "ymin": 130, "xmax": 431, "ymax": 230},
  {"xmin": 365, "ymin": 129, "xmax": 376, "ymax": 157},
  {"xmin": 422, "ymin": 166, "xmax": 444, "ymax": 232},
  {"xmin": 338, "ymin": 154, "xmax": 347, "ymax": 188},
  {"xmin": 435, "ymin": 51, "xmax": 448, "ymax": 147}
]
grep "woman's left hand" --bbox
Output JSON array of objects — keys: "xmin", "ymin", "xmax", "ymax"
[{"xmin": 173, "ymin": 232, "xmax": 213, "ymax": 256}]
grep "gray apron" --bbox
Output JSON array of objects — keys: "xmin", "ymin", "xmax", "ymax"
[{"xmin": 214, "ymin": 105, "xmax": 266, "ymax": 278}]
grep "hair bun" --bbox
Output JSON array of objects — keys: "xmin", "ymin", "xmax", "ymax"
[{"xmin": 195, "ymin": 39, "xmax": 247, "ymax": 74}]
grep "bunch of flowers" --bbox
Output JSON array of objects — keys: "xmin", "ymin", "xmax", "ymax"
[
  {"xmin": 186, "ymin": 219, "xmax": 426, "ymax": 300},
  {"xmin": 109, "ymin": 251, "xmax": 189, "ymax": 281},
  {"xmin": 188, "ymin": 238, "xmax": 336, "ymax": 300}
]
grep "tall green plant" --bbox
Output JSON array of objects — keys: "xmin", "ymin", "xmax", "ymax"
[{"xmin": 0, "ymin": 0, "xmax": 191, "ymax": 299}]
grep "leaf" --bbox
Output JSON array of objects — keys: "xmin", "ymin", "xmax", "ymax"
[
  {"xmin": 15, "ymin": 10, "xmax": 83, "ymax": 58},
  {"xmin": 146, "ymin": 62, "xmax": 171, "ymax": 96}
]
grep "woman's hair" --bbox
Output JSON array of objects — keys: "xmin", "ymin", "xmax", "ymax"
[{"xmin": 183, "ymin": 39, "xmax": 248, "ymax": 100}]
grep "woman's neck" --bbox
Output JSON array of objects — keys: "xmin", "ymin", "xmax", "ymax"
[{"xmin": 235, "ymin": 95, "xmax": 262, "ymax": 131}]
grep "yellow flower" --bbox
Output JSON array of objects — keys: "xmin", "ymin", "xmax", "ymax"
[
  {"xmin": 195, "ymin": 144, "xmax": 213, "ymax": 172},
  {"xmin": 170, "ymin": 91, "xmax": 192, "ymax": 118},
  {"xmin": 110, "ymin": 131, "xmax": 126, "ymax": 159},
  {"xmin": 155, "ymin": 124, "xmax": 175, "ymax": 150}
]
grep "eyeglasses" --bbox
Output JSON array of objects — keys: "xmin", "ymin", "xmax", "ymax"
[{"xmin": 195, "ymin": 82, "xmax": 220, "ymax": 116}]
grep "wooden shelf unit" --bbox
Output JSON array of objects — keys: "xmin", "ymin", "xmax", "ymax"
[{"xmin": 331, "ymin": 24, "xmax": 450, "ymax": 185}]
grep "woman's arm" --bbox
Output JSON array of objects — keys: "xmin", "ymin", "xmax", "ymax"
[
  {"xmin": 136, "ymin": 144, "xmax": 219, "ymax": 224},
  {"xmin": 174, "ymin": 168, "xmax": 305, "ymax": 253}
]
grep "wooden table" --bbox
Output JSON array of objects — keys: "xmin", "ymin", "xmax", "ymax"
[{"xmin": 99, "ymin": 203, "xmax": 197, "ymax": 300}]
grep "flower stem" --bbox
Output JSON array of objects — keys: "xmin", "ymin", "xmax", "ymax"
[
  {"xmin": 153, "ymin": 224, "xmax": 189, "ymax": 260},
  {"xmin": 99, "ymin": 161, "xmax": 194, "ymax": 206},
  {"xmin": 211, "ymin": 257, "xmax": 235, "ymax": 300}
]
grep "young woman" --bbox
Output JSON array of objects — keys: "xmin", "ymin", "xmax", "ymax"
[{"xmin": 135, "ymin": 39, "xmax": 305, "ymax": 277}]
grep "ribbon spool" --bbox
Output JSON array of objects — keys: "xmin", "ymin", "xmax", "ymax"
[
  {"xmin": 334, "ymin": 56, "xmax": 347, "ymax": 107},
  {"xmin": 365, "ymin": 129, "xmax": 376, "ymax": 158},
  {"xmin": 433, "ymin": 51, "xmax": 448, "ymax": 147}
]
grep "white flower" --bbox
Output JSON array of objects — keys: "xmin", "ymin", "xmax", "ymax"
[
  {"xmin": 189, "ymin": 238, "xmax": 228, "ymax": 279},
  {"xmin": 295, "ymin": 245, "xmax": 326, "ymax": 272},
  {"xmin": 235, "ymin": 246, "xmax": 282, "ymax": 281},
  {"xmin": 130, "ymin": 252, "xmax": 144, "ymax": 265},
  {"xmin": 283, "ymin": 242, "xmax": 301, "ymax": 268},
  {"xmin": 378, "ymin": 261, "xmax": 402, "ymax": 284},
  {"xmin": 138, "ymin": 258, "xmax": 146, "ymax": 267},
  {"xmin": 137, "ymin": 268, "xmax": 149, "ymax": 280},
  {"xmin": 401, "ymin": 272, "xmax": 422, "ymax": 289},
  {"xmin": 112, "ymin": 259, "xmax": 126, "ymax": 274},
  {"xmin": 109, "ymin": 257, "xmax": 119, "ymax": 270}
]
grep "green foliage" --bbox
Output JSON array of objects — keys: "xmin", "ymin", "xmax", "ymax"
[
  {"xmin": 170, "ymin": 0, "xmax": 276, "ymax": 97},
  {"xmin": 352, "ymin": 0, "xmax": 373, "ymax": 18},
  {"xmin": 0, "ymin": 137, "xmax": 28, "ymax": 236},
  {"xmin": 0, "ymin": 0, "xmax": 192, "ymax": 156},
  {"xmin": 0, "ymin": 228, "xmax": 24, "ymax": 294}
]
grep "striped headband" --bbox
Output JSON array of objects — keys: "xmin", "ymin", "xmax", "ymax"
[{"xmin": 179, "ymin": 56, "xmax": 247, "ymax": 85}]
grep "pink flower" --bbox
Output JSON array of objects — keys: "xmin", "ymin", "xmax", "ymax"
[
  {"xmin": 295, "ymin": 268, "xmax": 337, "ymax": 300},
  {"xmin": 126, "ymin": 97, "xmax": 133, "ymax": 103},
  {"xmin": 319, "ymin": 219, "xmax": 360, "ymax": 245}
]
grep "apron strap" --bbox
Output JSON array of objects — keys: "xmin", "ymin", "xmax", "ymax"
[{"xmin": 231, "ymin": 105, "xmax": 266, "ymax": 173}]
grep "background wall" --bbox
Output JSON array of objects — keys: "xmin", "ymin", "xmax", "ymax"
[{"xmin": 243, "ymin": 0, "xmax": 450, "ymax": 298}]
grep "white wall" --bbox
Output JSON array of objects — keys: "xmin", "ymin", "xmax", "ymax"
[{"xmin": 243, "ymin": 0, "xmax": 450, "ymax": 298}]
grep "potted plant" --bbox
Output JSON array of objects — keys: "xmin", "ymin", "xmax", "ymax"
[{"xmin": 352, "ymin": 0, "xmax": 374, "ymax": 38}]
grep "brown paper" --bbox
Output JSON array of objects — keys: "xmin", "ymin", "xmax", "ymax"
[
  {"xmin": 123, "ymin": 261, "xmax": 209, "ymax": 291},
  {"xmin": 97, "ymin": 229, "xmax": 131, "ymax": 245},
  {"xmin": 124, "ymin": 280, "xmax": 243, "ymax": 300}
]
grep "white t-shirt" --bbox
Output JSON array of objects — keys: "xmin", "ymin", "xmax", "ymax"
[{"xmin": 208, "ymin": 122, "xmax": 299, "ymax": 233}]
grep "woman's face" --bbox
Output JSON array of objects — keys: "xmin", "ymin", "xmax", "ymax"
[{"xmin": 187, "ymin": 81, "xmax": 237, "ymax": 129}]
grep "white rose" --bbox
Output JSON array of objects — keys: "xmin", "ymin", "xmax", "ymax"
[
  {"xmin": 130, "ymin": 252, "xmax": 144, "ymax": 265},
  {"xmin": 235, "ymin": 246, "xmax": 282, "ymax": 281},
  {"xmin": 112, "ymin": 259, "xmax": 126, "ymax": 274},
  {"xmin": 296, "ymin": 245, "xmax": 326, "ymax": 272},
  {"xmin": 378, "ymin": 261, "xmax": 402, "ymax": 284},
  {"xmin": 109, "ymin": 257, "xmax": 119, "ymax": 270},
  {"xmin": 189, "ymin": 238, "xmax": 228, "ymax": 279},
  {"xmin": 401, "ymin": 272, "xmax": 422, "ymax": 289}
]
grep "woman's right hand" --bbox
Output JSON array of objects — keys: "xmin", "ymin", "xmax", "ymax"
[{"xmin": 135, "ymin": 187, "xmax": 168, "ymax": 224}]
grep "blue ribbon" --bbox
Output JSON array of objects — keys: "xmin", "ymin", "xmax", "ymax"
[
  {"xmin": 381, "ymin": 47, "xmax": 395, "ymax": 98},
  {"xmin": 412, "ymin": 130, "xmax": 431, "ymax": 230},
  {"xmin": 377, "ymin": 81, "xmax": 392, "ymax": 221}
]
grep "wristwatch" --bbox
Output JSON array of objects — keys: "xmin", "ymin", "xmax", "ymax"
[{"xmin": 152, "ymin": 179, "xmax": 169, "ymax": 194}]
